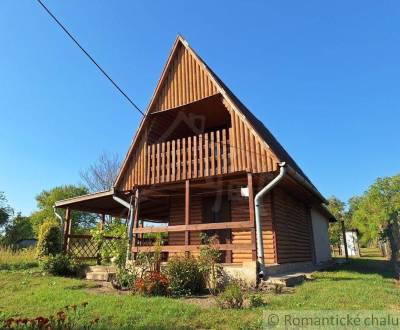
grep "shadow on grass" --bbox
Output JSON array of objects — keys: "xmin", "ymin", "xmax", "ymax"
[
  {"xmin": 326, "ymin": 258, "xmax": 395, "ymax": 279},
  {"xmin": 65, "ymin": 283, "xmax": 101, "ymax": 290}
]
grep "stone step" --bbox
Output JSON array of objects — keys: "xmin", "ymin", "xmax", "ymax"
[
  {"xmin": 86, "ymin": 265, "xmax": 117, "ymax": 273},
  {"xmin": 86, "ymin": 271, "xmax": 116, "ymax": 282},
  {"xmin": 263, "ymin": 274, "xmax": 307, "ymax": 288}
]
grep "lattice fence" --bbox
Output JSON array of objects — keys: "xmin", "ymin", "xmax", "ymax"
[{"xmin": 68, "ymin": 235, "xmax": 119, "ymax": 260}]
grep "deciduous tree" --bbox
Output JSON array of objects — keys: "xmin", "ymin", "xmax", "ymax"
[
  {"xmin": 30, "ymin": 185, "xmax": 96, "ymax": 234},
  {"xmin": 352, "ymin": 174, "xmax": 400, "ymax": 278}
]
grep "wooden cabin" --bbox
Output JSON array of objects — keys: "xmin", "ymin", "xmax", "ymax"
[{"xmin": 55, "ymin": 36, "xmax": 335, "ymax": 281}]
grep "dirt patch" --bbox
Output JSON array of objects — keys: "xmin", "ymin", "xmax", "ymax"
[
  {"xmin": 181, "ymin": 295, "xmax": 217, "ymax": 308},
  {"xmin": 85, "ymin": 281, "xmax": 131, "ymax": 295}
]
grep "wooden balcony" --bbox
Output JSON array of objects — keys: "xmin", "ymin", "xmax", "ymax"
[{"xmin": 146, "ymin": 128, "xmax": 231, "ymax": 185}]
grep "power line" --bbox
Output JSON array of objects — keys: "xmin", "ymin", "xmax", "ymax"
[{"xmin": 36, "ymin": 0, "xmax": 145, "ymax": 116}]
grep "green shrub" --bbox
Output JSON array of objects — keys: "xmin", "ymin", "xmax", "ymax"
[
  {"xmin": 216, "ymin": 283, "xmax": 244, "ymax": 309},
  {"xmin": 36, "ymin": 220, "xmax": 62, "ymax": 258},
  {"xmin": 199, "ymin": 234, "xmax": 223, "ymax": 295},
  {"xmin": 165, "ymin": 256, "xmax": 205, "ymax": 296},
  {"xmin": 112, "ymin": 268, "xmax": 137, "ymax": 290},
  {"xmin": 248, "ymin": 293, "xmax": 265, "ymax": 308},
  {"xmin": 40, "ymin": 254, "xmax": 82, "ymax": 276}
]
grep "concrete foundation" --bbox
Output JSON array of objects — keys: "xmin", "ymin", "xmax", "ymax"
[{"xmin": 221, "ymin": 261, "xmax": 258, "ymax": 286}]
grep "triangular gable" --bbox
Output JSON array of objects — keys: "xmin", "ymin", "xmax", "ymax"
[
  {"xmin": 149, "ymin": 39, "xmax": 219, "ymax": 112},
  {"xmin": 114, "ymin": 35, "xmax": 312, "ymax": 190}
]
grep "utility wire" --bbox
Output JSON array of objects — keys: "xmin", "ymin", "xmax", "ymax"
[
  {"xmin": 35, "ymin": 1, "xmax": 281, "ymax": 163},
  {"xmin": 36, "ymin": 0, "xmax": 145, "ymax": 116}
]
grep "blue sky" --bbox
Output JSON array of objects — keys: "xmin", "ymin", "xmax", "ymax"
[{"xmin": 0, "ymin": 1, "xmax": 399, "ymax": 215}]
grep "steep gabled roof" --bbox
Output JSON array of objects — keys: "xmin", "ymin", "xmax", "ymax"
[{"xmin": 114, "ymin": 35, "xmax": 316, "ymax": 192}]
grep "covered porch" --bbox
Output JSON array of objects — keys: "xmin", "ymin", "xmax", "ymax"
[{"xmin": 55, "ymin": 172, "xmax": 261, "ymax": 264}]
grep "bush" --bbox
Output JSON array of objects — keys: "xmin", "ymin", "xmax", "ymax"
[
  {"xmin": 216, "ymin": 283, "xmax": 244, "ymax": 309},
  {"xmin": 112, "ymin": 268, "xmax": 137, "ymax": 290},
  {"xmin": 248, "ymin": 293, "xmax": 265, "ymax": 308},
  {"xmin": 36, "ymin": 220, "xmax": 62, "ymax": 258},
  {"xmin": 198, "ymin": 234, "xmax": 223, "ymax": 295},
  {"xmin": 40, "ymin": 253, "xmax": 82, "ymax": 276},
  {"xmin": 134, "ymin": 271, "xmax": 169, "ymax": 296},
  {"xmin": 165, "ymin": 256, "xmax": 205, "ymax": 296}
]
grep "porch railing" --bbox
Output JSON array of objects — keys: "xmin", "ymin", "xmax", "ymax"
[{"xmin": 147, "ymin": 128, "xmax": 231, "ymax": 184}]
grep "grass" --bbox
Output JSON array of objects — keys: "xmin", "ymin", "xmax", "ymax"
[
  {"xmin": 0, "ymin": 246, "xmax": 38, "ymax": 270},
  {"xmin": 0, "ymin": 257, "xmax": 398, "ymax": 329}
]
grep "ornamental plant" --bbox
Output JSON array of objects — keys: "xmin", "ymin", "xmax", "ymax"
[
  {"xmin": 165, "ymin": 255, "xmax": 205, "ymax": 296},
  {"xmin": 36, "ymin": 220, "xmax": 62, "ymax": 258},
  {"xmin": 134, "ymin": 271, "xmax": 169, "ymax": 296}
]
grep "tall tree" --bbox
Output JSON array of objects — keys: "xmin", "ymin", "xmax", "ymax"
[
  {"xmin": 326, "ymin": 196, "xmax": 347, "ymax": 248},
  {"xmin": 0, "ymin": 192, "xmax": 13, "ymax": 233},
  {"xmin": 80, "ymin": 151, "xmax": 121, "ymax": 192},
  {"xmin": 1, "ymin": 213, "xmax": 34, "ymax": 246},
  {"xmin": 352, "ymin": 174, "xmax": 400, "ymax": 278},
  {"xmin": 30, "ymin": 185, "xmax": 96, "ymax": 234}
]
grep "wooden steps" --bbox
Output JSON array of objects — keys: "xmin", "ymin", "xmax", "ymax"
[{"xmin": 85, "ymin": 265, "xmax": 116, "ymax": 282}]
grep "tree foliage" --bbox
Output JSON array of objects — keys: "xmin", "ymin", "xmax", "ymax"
[
  {"xmin": 1, "ymin": 213, "xmax": 34, "ymax": 246},
  {"xmin": 80, "ymin": 151, "xmax": 121, "ymax": 192},
  {"xmin": 0, "ymin": 192, "xmax": 13, "ymax": 231},
  {"xmin": 36, "ymin": 220, "xmax": 62, "ymax": 258},
  {"xmin": 352, "ymin": 174, "xmax": 400, "ymax": 277},
  {"xmin": 326, "ymin": 196, "xmax": 347, "ymax": 247},
  {"xmin": 30, "ymin": 185, "xmax": 96, "ymax": 234}
]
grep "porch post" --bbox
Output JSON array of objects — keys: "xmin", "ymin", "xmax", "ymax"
[
  {"xmin": 132, "ymin": 189, "xmax": 140, "ymax": 255},
  {"xmin": 100, "ymin": 213, "xmax": 105, "ymax": 230},
  {"xmin": 185, "ymin": 180, "xmax": 190, "ymax": 256},
  {"xmin": 63, "ymin": 207, "xmax": 72, "ymax": 253},
  {"xmin": 247, "ymin": 173, "xmax": 257, "ymax": 261}
]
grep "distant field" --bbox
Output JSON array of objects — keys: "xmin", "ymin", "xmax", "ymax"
[{"xmin": 0, "ymin": 254, "xmax": 398, "ymax": 329}]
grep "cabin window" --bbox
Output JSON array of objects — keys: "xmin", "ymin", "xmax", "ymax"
[{"xmin": 202, "ymin": 195, "xmax": 231, "ymax": 223}]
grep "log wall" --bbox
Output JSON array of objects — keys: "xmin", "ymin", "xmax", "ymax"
[{"xmin": 273, "ymin": 188, "xmax": 313, "ymax": 263}]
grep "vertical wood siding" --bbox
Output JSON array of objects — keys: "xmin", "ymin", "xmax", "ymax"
[{"xmin": 150, "ymin": 44, "xmax": 218, "ymax": 112}]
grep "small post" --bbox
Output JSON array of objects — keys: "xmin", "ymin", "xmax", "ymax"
[{"xmin": 341, "ymin": 220, "xmax": 349, "ymax": 260}]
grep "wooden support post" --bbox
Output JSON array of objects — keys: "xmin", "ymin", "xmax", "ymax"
[
  {"xmin": 63, "ymin": 208, "xmax": 72, "ymax": 253},
  {"xmin": 132, "ymin": 190, "xmax": 140, "ymax": 252},
  {"xmin": 247, "ymin": 173, "xmax": 257, "ymax": 261},
  {"xmin": 185, "ymin": 180, "xmax": 190, "ymax": 256},
  {"xmin": 100, "ymin": 214, "xmax": 105, "ymax": 231},
  {"xmin": 341, "ymin": 220, "xmax": 349, "ymax": 260}
]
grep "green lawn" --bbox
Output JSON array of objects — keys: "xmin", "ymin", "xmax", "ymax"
[{"xmin": 0, "ymin": 258, "xmax": 398, "ymax": 329}]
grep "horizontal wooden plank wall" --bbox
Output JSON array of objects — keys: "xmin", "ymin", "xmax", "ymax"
[
  {"xmin": 260, "ymin": 193, "xmax": 276, "ymax": 264},
  {"xmin": 273, "ymin": 188, "xmax": 313, "ymax": 263},
  {"xmin": 150, "ymin": 43, "xmax": 219, "ymax": 113},
  {"xmin": 223, "ymin": 99, "xmax": 279, "ymax": 174},
  {"xmin": 231, "ymin": 198, "xmax": 253, "ymax": 264}
]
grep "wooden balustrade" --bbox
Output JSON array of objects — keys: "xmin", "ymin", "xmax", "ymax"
[{"xmin": 147, "ymin": 128, "xmax": 230, "ymax": 184}]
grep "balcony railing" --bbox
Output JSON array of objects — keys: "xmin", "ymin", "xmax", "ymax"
[{"xmin": 147, "ymin": 128, "xmax": 231, "ymax": 184}]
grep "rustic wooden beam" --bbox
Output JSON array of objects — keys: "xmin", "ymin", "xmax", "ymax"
[
  {"xmin": 134, "ymin": 220, "xmax": 254, "ymax": 234},
  {"xmin": 247, "ymin": 173, "xmax": 257, "ymax": 261},
  {"xmin": 64, "ymin": 208, "xmax": 72, "ymax": 253},
  {"xmin": 185, "ymin": 180, "xmax": 190, "ymax": 255},
  {"xmin": 132, "ymin": 189, "xmax": 140, "ymax": 249},
  {"xmin": 132, "ymin": 243, "xmax": 253, "ymax": 253},
  {"xmin": 100, "ymin": 213, "xmax": 105, "ymax": 231}
]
